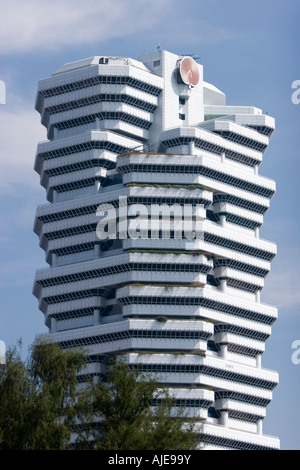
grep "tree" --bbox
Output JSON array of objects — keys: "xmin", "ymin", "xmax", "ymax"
[
  {"xmin": 0, "ymin": 342, "xmax": 202, "ymax": 450},
  {"xmin": 75, "ymin": 356, "xmax": 201, "ymax": 450},
  {"xmin": 0, "ymin": 339, "xmax": 86, "ymax": 450}
]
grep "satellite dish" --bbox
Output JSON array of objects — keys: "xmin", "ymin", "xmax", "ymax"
[{"xmin": 178, "ymin": 57, "xmax": 199, "ymax": 87}]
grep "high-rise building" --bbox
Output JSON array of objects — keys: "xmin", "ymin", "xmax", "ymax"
[{"xmin": 33, "ymin": 50, "xmax": 279, "ymax": 450}]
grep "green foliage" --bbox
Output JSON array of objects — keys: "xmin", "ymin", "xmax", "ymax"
[
  {"xmin": 0, "ymin": 342, "xmax": 201, "ymax": 450},
  {"xmin": 155, "ymin": 316, "xmax": 168, "ymax": 323},
  {"xmin": 74, "ymin": 357, "xmax": 200, "ymax": 450},
  {"xmin": 128, "ymin": 249, "xmax": 212, "ymax": 258},
  {"xmin": 127, "ymin": 183, "xmax": 214, "ymax": 192},
  {"xmin": 0, "ymin": 339, "xmax": 86, "ymax": 450}
]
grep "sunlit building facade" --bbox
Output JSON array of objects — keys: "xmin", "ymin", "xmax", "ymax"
[{"xmin": 33, "ymin": 50, "xmax": 279, "ymax": 450}]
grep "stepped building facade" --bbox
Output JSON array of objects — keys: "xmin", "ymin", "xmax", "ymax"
[{"xmin": 33, "ymin": 50, "xmax": 279, "ymax": 450}]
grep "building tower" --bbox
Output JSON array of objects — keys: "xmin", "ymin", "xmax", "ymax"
[{"xmin": 33, "ymin": 50, "xmax": 279, "ymax": 450}]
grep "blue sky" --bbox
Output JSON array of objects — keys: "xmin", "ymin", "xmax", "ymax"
[{"xmin": 0, "ymin": 0, "xmax": 299, "ymax": 450}]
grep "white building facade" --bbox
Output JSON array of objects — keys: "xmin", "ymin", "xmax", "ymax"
[{"xmin": 33, "ymin": 50, "xmax": 279, "ymax": 450}]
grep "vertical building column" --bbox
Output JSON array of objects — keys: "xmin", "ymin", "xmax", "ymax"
[
  {"xmin": 219, "ymin": 215, "xmax": 226, "ymax": 227},
  {"xmin": 94, "ymin": 244, "xmax": 101, "ymax": 258},
  {"xmin": 219, "ymin": 410, "xmax": 229, "ymax": 428},
  {"xmin": 257, "ymin": 419, "xmax": 263, "ymax": 435},
  {"xmin": 220, "ymin": 344, "xmax": 228, "ymax": 360},
  {"xmin": 189, "ymin": 140, "xmax": 195, "ymax": 155},
  {"xmin": 256, "ymin": 354, "xmax": 262, "ymax": 368},
  {"xmin": 51, "ymin": 316, "xmax": 57, "ymax": 333},
  {"xmin": 94, "ymin": 309, "xmax": 101, "ymax": 325},
  {"xmin": 95, "ymin": 117, "xmax": 101, "ymax": 129},
  {"xmin": 219, "ymin": 279, "xmax": 227, "ymax": 293}
]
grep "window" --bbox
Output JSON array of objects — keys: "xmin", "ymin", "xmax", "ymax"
[
  {"xmin": 179, "ymin": 98, "xmax": 185, "ymax": 105},
  {"xmin": 179, "ymin": 113, "xmax": 185, "ymax": 120},
  {"xmin": 99, "ymin": 57, "xmax": 109, "ymax": 64},
  {"xmin": 153, "ymin": 60, "xmax": 160, "ymax": 67}
]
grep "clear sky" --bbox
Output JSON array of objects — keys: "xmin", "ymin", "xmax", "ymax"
[{"xmin": 0, "ymin": 0, "xmax": 299, "ymax": 450}]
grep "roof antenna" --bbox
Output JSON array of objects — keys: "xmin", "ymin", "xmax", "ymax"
[
  {"xmin": 181, "ymin": 53, "xmax": 201, "ymax": 62},
  {"xmin": 155, "ymin": 42, "xmax": 161, "ymax": 51}
]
